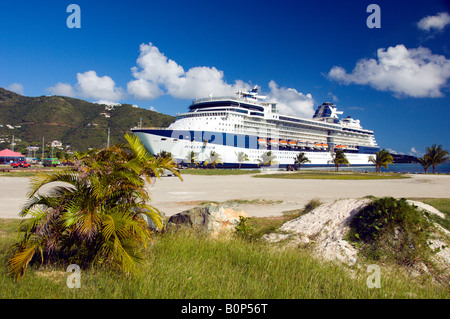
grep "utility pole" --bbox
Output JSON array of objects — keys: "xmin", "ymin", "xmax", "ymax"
[{"xmin": 107, "ymin": 126, "xmax": 110, "ymax": 148}]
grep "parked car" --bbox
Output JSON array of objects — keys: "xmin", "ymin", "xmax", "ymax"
[
  {"xmin": 10, "ymin": 161, "xmax": 31, "ymax": 168},
  {"xmin": 42, "ymin": 158, "xmax": 60, "ymax": 167}
]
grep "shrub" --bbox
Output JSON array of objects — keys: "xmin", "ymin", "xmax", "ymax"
[
  {"xmin": 6, "ymin": 134, "xmax": 181, "ymax": 279},
  {"xmin": 347, "ymin": 197, "xmax": 433, "ymax": 267},
  {"xmin": 303, "ymin": 198, "xmax": 322, "ymax": 214},
  {"xmin": 234, "ymin": 216, "xmax": 256, "ymax": 241}
]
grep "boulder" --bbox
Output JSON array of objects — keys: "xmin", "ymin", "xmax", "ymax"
[{"xmin": 166, "ymin": 204, "xmax": 248, "ymax": 237}]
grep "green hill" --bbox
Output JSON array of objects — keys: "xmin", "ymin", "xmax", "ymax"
[{"xmin": 0, "ymin": 88, "xmax": 175, "ymax": 153}]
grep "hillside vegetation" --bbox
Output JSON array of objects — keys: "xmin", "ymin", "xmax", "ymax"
[{"xmin": 0, "ymin": 88, "xmax": 175, "ymax": 151}]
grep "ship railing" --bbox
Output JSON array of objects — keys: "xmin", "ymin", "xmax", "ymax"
[
  {"xmin": 192, "ymin": 95, "xmax": 266, "ymax": 106},
  {"xmin": 131, "ymin": 126, "xmax": 169, "ymax": 130}
]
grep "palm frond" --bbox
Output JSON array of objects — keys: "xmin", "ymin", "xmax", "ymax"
[
  {"xmin": 7, "ymin": 243, "xmax": 42, "ymax": 279},
  {"xmin": 125, "ymin": 133, "xmax": 153, "ymax": 162},
  {"xmin": 27, "ymin": 170, "xmax": 82, "ymax": 198}
]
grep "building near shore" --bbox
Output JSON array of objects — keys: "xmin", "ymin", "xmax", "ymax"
[{"xmin": 0, "ymin": 149, "xmax": 25, "ymax": 164}]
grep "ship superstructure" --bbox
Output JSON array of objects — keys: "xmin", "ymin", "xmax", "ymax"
[{"xmin": 132, "ymin": 87, "xmax": 379, "ymax": 168}]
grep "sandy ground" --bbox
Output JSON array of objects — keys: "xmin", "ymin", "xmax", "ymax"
[{"xmin": 1, "ymin": 172, "xmax": 449, "ymax": 219}]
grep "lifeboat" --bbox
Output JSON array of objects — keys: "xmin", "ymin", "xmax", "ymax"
[
  {"xmin": 335, "ymin": 144, "xmax": 347, "ymax": 149},
  {"xmin": 279, "ymin": 140, "xmax": 288, "ymax": 146},
  {"xmin": 268, "ymin": 139, "xmax": 279, "ymax": 146},
  {"xmin": 288, "ymin": 140, "xmax": 297, "ymax": 147},
  {"xmin": 258, "ymin": 138, "xmax": 267, "ymax": 145}
]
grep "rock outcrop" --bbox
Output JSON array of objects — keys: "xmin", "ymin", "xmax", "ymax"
[
  {"xmin": 264, "ymin": 198, "xmax": 450, "ymax": 273},
  {"xmin": 166, "ymin": 204, "xmax": 248, "ymax": 237},
  {"xmin": 264, "ymin": 198, "xmax": 371, "ymax": 265}
]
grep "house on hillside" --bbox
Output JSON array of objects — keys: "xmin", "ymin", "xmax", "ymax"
[{"xmin": 50, "ymin": 140, "xmax": 63, "ymax": 149}]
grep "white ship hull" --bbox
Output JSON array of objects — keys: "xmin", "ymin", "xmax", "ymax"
[{"xmin": 133, "ymin": 129, "xmax": 374, "ymax": 168}]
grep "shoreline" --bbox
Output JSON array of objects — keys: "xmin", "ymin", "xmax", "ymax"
[{"xmin": 1, "ymin": 173, "xmax": 449, "ymax": 219}]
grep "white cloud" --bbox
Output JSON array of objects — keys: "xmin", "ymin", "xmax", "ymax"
[
  {"xmin": 47, "ymin": 71, "xmax": 125, "ymax": 104},
  {"xmin": 95, "ymin": 100, "xmax": 121, "ymax": 106},
  {"xmin": 386, "ymin": 148, "xmax": 398, "ymax": 155},
  {"xmin": 267, "ymin": 81, "xmax": 315, "ymax": 118},
  {"xmin": 7, "ymin": 83, "xmax": 24, "ymax": 95},
  {"xmin": 409, "ymin": 147, "xmax": 424, "ymax": 157},
  {"xmin": 127, "ymin": 42, "xmax": 315, "ymax": 117},
  {"xmin": 75, "ymin": 71, "xmax": 125, "ymax": 102},
  {"xmin": 127, "ymin": 42, "xmax": 249, "ymax": 100},
  {"xmin": 328, "ymin": 44, "xmax": 450, "ymax": 98},
  {"xmin": 417, "ymin": 12, "xmax": 450, "ymax": 32},
  {"xmin": 46, "ymin": 43, "xmax": 315, "ymax": 117},
  {"xmin": 47, "ymin": 82, "xmax": 76, "ymax": 97},
  {"xmin": 127, "ymin": 78, "xmax": 163, "ymax": 100}
]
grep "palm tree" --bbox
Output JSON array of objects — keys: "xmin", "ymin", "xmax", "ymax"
[
  {"xmin": 425, "ymin": 144, "xmax": 449, "ymax": 174},
  {"xmin": 294, "ymin": 152, "xmax": 311, "ymax": 170},
  {"xmin": 204, "ymin": 151, "xmax": 223, "ymax": 169},
  {"xmin": 328, "ymin": 149, "xmax": 350, "ymax": 172},
  {"xmin": 258, "ymin": 151, "xmax": 278, "ymax": 167},
  {"xmin": 158, "ymin": 150, "xmax": 172, "ymax": 159},
  {"xmin": 417, "ymin": 155, "xmax": 431, "ymax": 174},
  {"xmin": 368, "ymin": 149, "xmax": 394, "ymax": 173},
  {"xmin": 236, "ymin": 151, "xmax": 249, "ymax": 169},
  {"xmin": 7, "ymin": 133, "xmax": 181, "ymax": 279},
  {"xmin": 186, "ymin": 151, "xmax": 198, "ymax": 168}
]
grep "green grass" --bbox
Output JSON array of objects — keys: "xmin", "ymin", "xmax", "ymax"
[
  {"xmin": 253, "ymin": 171, "xmax": 409, "ymax": 180},
  {"xmin": 0, "ymin": 166, "xmax": 73, "ymax": 177},
  {"xmin": 234, "ymin": 199, "xmax": 323, "ymax": 241},
  {"xmin": 1, "ymin": 216, "xmax": 448, "ymax": 299},
  {"xmin": 0, "ymin": 228, "xmax": 447, "ymax": 299},
  {"xmin": 408, "ymin": 198, "xmax": 450, "ymax": 232},
  {"xmin": 1, "ymin": 198, "xmax": 448, "ymax": 299},
  {"xmin": 181, "ymin": 168, "xmax": 261, "ymax": 175},
  {"xmin": 0, "ymin": 170, "xmax": 41, "ymax": 177}
]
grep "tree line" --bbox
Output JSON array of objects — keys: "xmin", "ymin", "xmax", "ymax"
[{"xmin": 176, "ymin": 144, "xmax": 449, "ymax": 173}]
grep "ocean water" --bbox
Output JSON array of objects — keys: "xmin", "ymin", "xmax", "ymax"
[{"xmin": 337, "ymin": 162, "xmax": 450, "ymax": 174}]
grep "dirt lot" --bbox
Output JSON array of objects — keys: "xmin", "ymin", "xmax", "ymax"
[{"xmin": 0, "ymin": 173, "xmax": 449, "ymax": 218}]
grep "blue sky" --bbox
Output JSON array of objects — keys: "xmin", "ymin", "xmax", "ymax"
[{"xmin": 1, "ymin": 0, "xmax": 449, "ymax": 156}]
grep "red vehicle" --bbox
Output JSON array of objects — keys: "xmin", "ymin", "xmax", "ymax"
[{"xmin": 10, "ymin": 161, "xmax": 31, "ymax": 168}]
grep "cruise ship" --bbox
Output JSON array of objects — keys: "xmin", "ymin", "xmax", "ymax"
[{"xmin": 131, "ymin": 87, "xmax": 379, "ymax": 168}]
